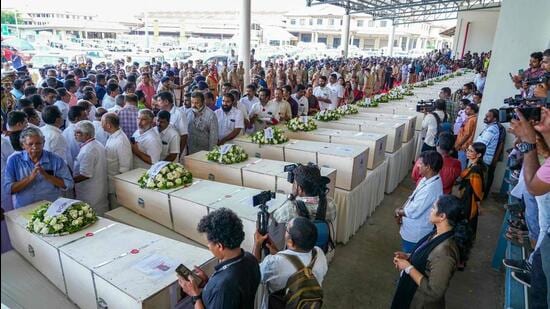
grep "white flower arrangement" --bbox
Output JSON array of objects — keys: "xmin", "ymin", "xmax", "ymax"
[
  {"xmin": 206, "ymin": 145, "xmax": 249, "ymax": 164},
  {"xmin": 356, "ymin": 98, "xmax": 378, "ymax": 107},
  {"xmin": 250, "ymin": 127, "xmax": 288, "ymax": 144},
  {"xmin": 314, "ymin": 110, "xmax": 341, "ymax": 121},
  {"xmin": 26, "ymin": 202, "xmax": 97, "ymax": 236},
  {"xmin": 138, "ymin": 162, "xmax": 193, "ymax": 190},
  {"xmin": 336, "ymin": 104, "xmax": 359, "ymax": 116},
  {"xmin": 287, "ymin": 117, "xmax": 317, "ymax": 132},
  {"xmin": 372, "ymin": 94, "xmax": 389, "ymax": 103}
]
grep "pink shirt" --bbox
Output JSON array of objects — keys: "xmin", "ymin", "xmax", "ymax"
[
  {"xmin": 69, "ymin": 92, "xmax": 78, "ymax": 107},
  {"xmin": 137, "ymin": 82, "xmax": 155, "ymax": 109},
  {"xmin": 536, "ymin": 157, "xmax": 550, "ymax": 184}
]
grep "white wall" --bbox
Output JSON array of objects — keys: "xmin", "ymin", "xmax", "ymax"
[
  {"xmin": 452, "ymin": 7, "xmax": 500, "ymax": 58},
  {"xmin": 475, "ymin": 0, "xmax": 550, "ymax": 193}
]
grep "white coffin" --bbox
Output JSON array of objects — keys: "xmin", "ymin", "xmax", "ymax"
[
  {"xmin": 314, "ymin": 119, "xmax": 362, "ymax": 132},
  {"xmin": 283, "ymin": 140, "xmax": 368, "ymax": 190},
  {"xmin": 169, "ymin": 180, "xmax": 287, "ymax": 251},
  {"xmin": 346, "ymin": 113, "xmax": 416, "ymax": 142},
  {"xmin": 367, "ymin": 105, "xmax": 425, "ymax": 131},
  {"xmin": 4, "ymin": 201, "xmax": 116, "ymax": 295},
  {"xmin": 184, "ymin": 150, "xmax": 253, "ymax": 185},
  {"xmin": 359, "ymin": 120, "xmax": 404, "ymax": 153},
  {"xmin": 59, "ymin": 223, "xmax": 214, "ymax": 309},
  {"xmin": 104, "ymin": 207, "xmax": 200, "ymax": 246},
  {"xmin": 240, "ymin": 158, "xmax": 337, "ymax": 198},
  {"xmin": 232, "ymin": 135, "xmax": 286, "ymax": 160},
  {"xmin": 113, "ymin": 168, "xmax": 181, "ymax": 229}
]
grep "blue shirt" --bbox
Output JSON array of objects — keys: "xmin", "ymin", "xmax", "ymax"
[
  {"xmin": 95, "ymin": 84, "xmax": 107, "ymax": 101},
  {"xmin": 215, "ymin": 96, "xmax": 223, "ymax": 109},
  {"xmin": 476, "ymin": 123, "xmax": 500, "ymax": 165},
  {"xmin": 400, "ymin": 176, "xmax": 443, "ymax": 243},
  {"xmin": 4, "ymin": 150, "xmax": 74, "ymax": 209},
  {"xmin": 10, "ymin": 89, "xmax": 23, "ymax": 101}
]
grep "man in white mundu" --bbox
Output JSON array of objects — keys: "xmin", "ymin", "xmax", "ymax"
[{"xmin": 73, "ymin": 120, "xmax": 108, "ymax": 215}]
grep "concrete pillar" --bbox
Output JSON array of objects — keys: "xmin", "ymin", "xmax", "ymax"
[
  {"xmin": 406, "ymin": 36, "xmax": 411, "ymax": 51},
  {"xmin": 375, "ymin": 37, "xmax": 380, "ymax": 49},
  {"xmin": 388, "ymin": 20, "xmax": 395, "ymax": 56},
  {"xmin": 341, "ymin": 14, "xmax": 351, "ymax": 58},
  {"xmin": 398, "ymin": 37, "xmax": 403, "ymax": 50},
  {"xmin": 351, "ymin": 35, "xmax": 355, "ymax": 46},
  {"xmin": 239, "ymin": 0, "xmax": 251, "ymax": 86},
  {"xmin": 144, "ymin": 12, "xmax": 150, "ymax": 48},
  {"xmin": 475, "ymin": 0, "xmax": 550, "ymax": 192}
]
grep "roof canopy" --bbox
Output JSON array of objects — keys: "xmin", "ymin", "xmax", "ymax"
[{"xmin": 307, "ymin": 0, "xmax": 501, "ymax": 24}]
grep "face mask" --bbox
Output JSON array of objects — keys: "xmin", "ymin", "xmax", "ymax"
[{"xmin": 222, "ymin": 105, "xmax": 232, "ymax": 112}]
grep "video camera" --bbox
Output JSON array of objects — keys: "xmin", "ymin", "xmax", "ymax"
[
  {"xmin": 253, "ymin": 190, "xmax": 275, "ymax": 236},
  {"xmin": 284, "ymin": 164, "xmax": 298, "ymax": 183},
  {"xmin": 416, "ymin": 100, "xmax": 436, "ymax": 113},
  {"xmin": 524, "ymin": 72, "xmax": 550, "ymax": 86},
  {"xmin": 499, "ymin": 95, "xmax": 548, "ymax": 123}
]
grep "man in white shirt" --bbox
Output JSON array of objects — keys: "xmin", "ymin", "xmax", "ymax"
[
  {"xmin": 73, "ymin": 120, "xmax": 108, "ymax": 215},
  {"xmin": 249, "ymin": 88, "xmax": 280, "ymax": 132},
  {"xmin": 240, "ymin": 84, "xmax": 260, "ymax": 114},
  {"xmin": 131, "ymin": 109, "xmax": 162, "ymax": 169},
  {"xmin": 155, "ymin": 110, "xmax": 181, "ymax": 162},
  {"xmin": 215, "ymin": 93, "xmax": 244, "ymax": 145},
  {"xmin": 102, "ymin": 83, "xmax": 119, "ymax": 110},
  {"xmin": 40, "ymin": 105, "xmax": 72, "ymax": 168},
  {"xmin": 313, "ymin": 76, "xmax": 332, "ymax": 111},
  {"xmin": 157, "ymin": 91, "xmax": 188, "ymax": 159},
  {"xmin": 253, "ymin": 217, "xmax": 328, "ymax": 309},
  {"xmin": 327, "ymin": 73, "xmax": 344, "ymax": 109},
  {"xmin": 53, "ymin": 88, "xmax": 71, "ymax": 126},
  {"xmin": 395, "ymin": 151, "xmax": 443, "ymax": 253},
  {"xmin": 102, "ymin": 113, "xmax": 132, "ymax": 210},
  {"xmin": 420, "ymin": 100, "xmax": 447, "ymax": 152},
  {"xmin": 63, "ymin": 105, "xmax": 88, "ymax": 170},
  {"xmin": 292, "ymin": 84, "xmax": 309, "ymax": 116}
]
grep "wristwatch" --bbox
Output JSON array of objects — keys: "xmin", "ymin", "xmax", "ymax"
[
  {"xmin": 517, "ymin": 142, "xmax": 536, "ymax": 154},
  {"xmin": 404, "ymin": 265, "xmax": 414, "ymax": 275},
  {"xmin": 191, "ymin": 293, "xmax": 202, "ymax": 304}
]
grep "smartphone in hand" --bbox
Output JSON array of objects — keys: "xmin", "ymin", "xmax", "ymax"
[{"xmin": 175, "ymin": 264, "xmax": 203, "ymax": 287}]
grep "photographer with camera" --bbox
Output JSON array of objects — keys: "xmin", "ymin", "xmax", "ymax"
[
  {"xmin": 420, "ymin": 99, "xmax": 449, "ymax": 152},
  {"xmin": 271, "ymin": 163, "xmax": 337, "ymax": 253},
  {"xmin": 177, "ymin": 208, "xmax": 261, "ymax": 309}
]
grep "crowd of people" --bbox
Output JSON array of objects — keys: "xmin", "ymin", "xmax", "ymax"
[
  {"xmin": 0, "ymin": 44, "xmax": 548, "ymax": 308},
  {"xmin": 392, "ymin": 49, "xmax": 549, "ymax": 308}
]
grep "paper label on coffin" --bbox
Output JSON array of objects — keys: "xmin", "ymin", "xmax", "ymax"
[
  {"xmin": 45, "ymin": 198, "xmax": 80, "ymax": 217},
  {"xmin": 113, "ymin": 168, "xmax": 180, "ymax": 229},
  {"xmin": 4, "ymin": 201, "xmax": 117, "ymax": 295}
]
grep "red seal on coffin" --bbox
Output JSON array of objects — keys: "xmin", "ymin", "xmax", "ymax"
[
  {"xmin": 85, "ymin": 232, "xmax": 94, "ymax": 237},
  {"xmin": 130, "ymin": 249, "xmax": 140, "ymax": 254}
]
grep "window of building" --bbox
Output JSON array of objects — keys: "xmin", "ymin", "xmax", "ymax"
[
  {"xmin": 364, "ymin": 38, "xmax": 375, "ymax": 49},
  {"xmin": 301, "ymin": 33, "xmax": 311, "ymax": 42},
  {"xmin": 317, "ymin": 18, "xmax": 322, "ymax": 25},
  {"xmin": 290, "ymin": 19, "xmax": 296, "ymax": 25},
  {"xmin": 329, "ymin": 18, "xmax": 334, "ymax": 26},
  {"xmin": 309, "ymin": 18, "xmax": 313, "ymax": 25},
  {"xmin": 357, "ymin": 20, "xmax": 364, "ymax": 27},
  {"xmin": 352, "ymin": 38, "xmax": 360, "ymax": 47},
  {"xmin": 332, "ymin": 37, "xmax": 341, "ymax": 48},
  {"xmin": 340, "ymin": 19, "xmax": 343, "ymax": 25},
  {"xmin": 380, "ymin": 21, "xmax": 387, "ymax": 27},
  {"xmin": 318, "ymin": 37, "xmax": 327, "ymax": 44},
  {"xmin": 368, "ymin": 20, "xmax": 374, "ymax": 27},
  {"xmin": 299, "ymin": 19, "xmax": 305, "ymax": 25}
]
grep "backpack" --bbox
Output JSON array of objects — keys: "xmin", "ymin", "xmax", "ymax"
[
  {"xmin": 269, "ymin": 249, "xmax": 323, "ymax": 309},
  {"xmin": 295, "ymin": 200, "xmax": 335, "ymax": 254}
]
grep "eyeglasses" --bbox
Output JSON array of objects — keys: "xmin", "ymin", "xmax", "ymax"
[{"xmin": 466, "ymin": 148, "xmax": 476, "ymax": 153}]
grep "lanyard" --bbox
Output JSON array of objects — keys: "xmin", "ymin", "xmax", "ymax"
[
  {"xmin": 79, "ymin": 138, "xmax": 95, "ymax": 149},
  {"xmin": 407, "ymin": 176, "xmax": 440, "ymax": 204}
]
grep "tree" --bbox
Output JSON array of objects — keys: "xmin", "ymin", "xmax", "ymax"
[{"xmin": 1, "ymin": 11, "xmax": 21, "ymax": 25}]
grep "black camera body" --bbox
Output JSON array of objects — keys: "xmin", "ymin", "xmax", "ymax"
[
  {"xmin": 253, "ymin": 190, "xmax": 275, "ymax": 235},
  {"xmin": 284, "ymin": 164, "xmax": 298, "ymax": 183},
  {"xmin": 416, "ymin": 100, "xmax": 436, "ymax": 113},
  {"xmin": 498, "ymin": 95, "xmax": 547, "ymax": 123}
]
